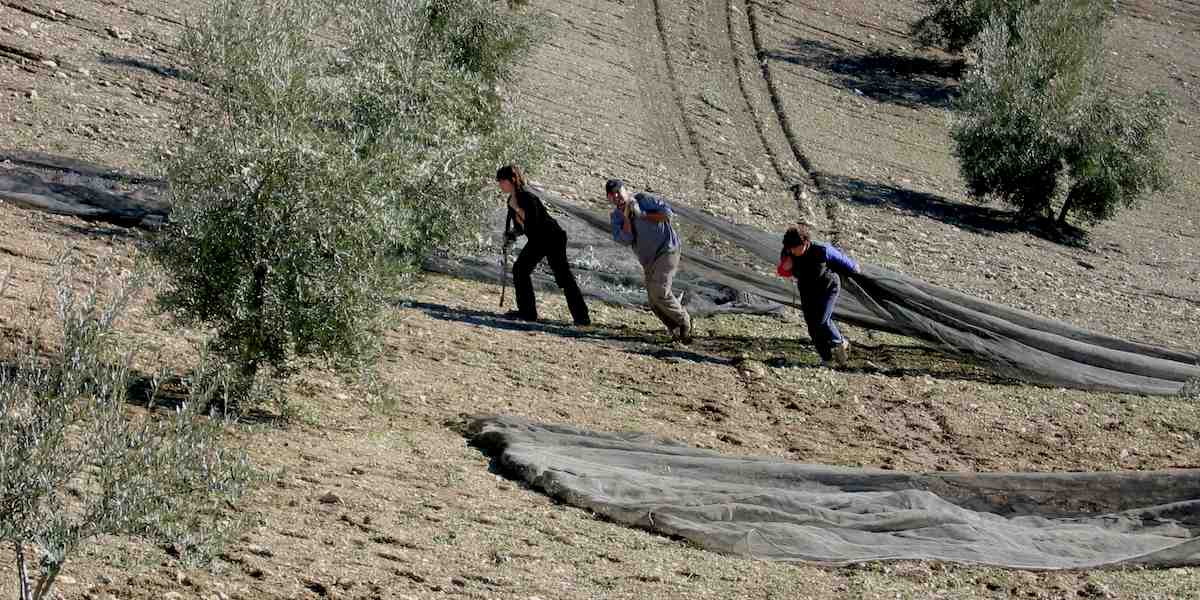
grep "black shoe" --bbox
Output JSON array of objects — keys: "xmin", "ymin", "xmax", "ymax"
[
  {"xmin": 574, "ymin": 317, "xmax": 592, "ymax": 326},
  {"xmin": 502, "ymin": 310, "xmax": 536, "ymax": 322}
]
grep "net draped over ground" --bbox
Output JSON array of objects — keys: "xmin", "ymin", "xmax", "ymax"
[
  {"xmin": 1, "ymin": 158, "xmax": 1195, "ymax": 395},
  {"xmin": 429, "ymin": 188, "xmax": 1199, "ymax": 396},
  {"xmin": 0, "ymin": 152, "xmax": 167, "ymax": 229},
  {"xmin": 469, "ymin": 415, "xmax": 1200, "ymax": 569}
]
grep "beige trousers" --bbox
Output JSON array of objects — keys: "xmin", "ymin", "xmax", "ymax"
[{"xmin": 643, "ymin": 251, "xmax": 691, "ymax": 333}]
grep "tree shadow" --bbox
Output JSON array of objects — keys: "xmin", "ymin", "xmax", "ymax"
[
  {"xmin": 98, "ymin": 53, "xmax": 196, "ymax": 83},
  {"xmin": 128, "ymin": 373, "xmax": 298, "ymax": 425},
  {"xmin": 125, "ymin": 372, "xmax": 188, "ymax": 409},
  {"xmin": 0, "ymin": 360, "xmax": 285, "ymax": 425},
  {"xmin": 821, "ymin": 174, "xmax": 1090, "ymax": 247},
  {"xmin": 764, "ymin": 38, "xmax": 963, "ymax": 109}
]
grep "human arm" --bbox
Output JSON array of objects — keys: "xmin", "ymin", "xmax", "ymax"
[
  {"xmin": 508, "ymin": 196, "xmax": 523, "ymax": 222},
  {"xmin": 610, "ymin": 208, "xmax": 634, "ymax": 245},
  {"xmin": 635, "ymin": 194, "xmax": 673, "ymax": 223},
  {"xmin": 509, "ymin": 192, "xmax": 533, "ymax": 227},
  {"xmin": 504, "ymin": 206, "xmax": 524, "ymax": 240},
  {"xmin": 824, "ymin": 245, "xmax": 859, "ymax": 275}
]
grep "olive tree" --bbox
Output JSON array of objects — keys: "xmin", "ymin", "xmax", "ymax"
[
  {"xmin": 152, "ymin": 0, "xmax": 544, "ymax": 400},
  {"xmin": 950, "ymin": 0, "xmax": 1171, "ymax": 225},
  {"xmin": 912, "ymin": 0, "xmax": 1037, "ymax": 52},
  {"xmin": 1, "ymin": 259, "xmax": 256, "ymax": 600}
]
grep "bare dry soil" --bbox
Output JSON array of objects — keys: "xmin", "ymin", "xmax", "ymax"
[{"xmin": 1, "ymin": 0, "xmax": 1199, "ymax": 598}]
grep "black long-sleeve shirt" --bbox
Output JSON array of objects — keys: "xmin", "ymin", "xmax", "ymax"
[{"xmin": 507, "ymin": 188, "xmax": 564, "ymax": 244}]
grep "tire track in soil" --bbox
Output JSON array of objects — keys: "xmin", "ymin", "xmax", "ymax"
[
  {"xmin": 646, "ymin": 0, "xmax": 822, "ymax": 227},
  {"xmin": 516, "ymin": 0, "xmax": 697, "ymax": 197},
  {"xmin": 742, "ymin": 0, "xmax": 847, "ymax": 246},
  {"xmin": 723, "ymin": 0, "xmax": 818, "ymax": 224},
  {"xmin": 84, "ymin": 0, "xmax": 188, "ymax": 28},
  {"xmin": 649, "ymin": 0, "xmax": 718, "ymax": 200},
  {"xmin": 1117, "ymin": 0, "xmax": 1200, "ymax": 30}
]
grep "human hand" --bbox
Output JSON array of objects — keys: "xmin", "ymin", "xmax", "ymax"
[{"xmin": 625, "ymin": 200, "xmax": 642, "ymax": 219}]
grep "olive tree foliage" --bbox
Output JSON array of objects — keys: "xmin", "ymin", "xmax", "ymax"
[
  {"xmin": 950, "ymin": 0, "xmax": 1171, "ymax": 225},
  {"xmin": 152, "ymin": 0, "xmax": 545, "ymax": 395},
  {"xmin": 912, "ymin": 0, "xmax": 1038, "ymax": 53},
  {"xmin": 0, "ymin": 259, "xmax": 256, "ymax": 600}
]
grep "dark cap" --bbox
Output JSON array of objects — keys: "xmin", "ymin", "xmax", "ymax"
[{"xmin": 604, "ymin": 179, "xmax": 625, "ymax": 195}]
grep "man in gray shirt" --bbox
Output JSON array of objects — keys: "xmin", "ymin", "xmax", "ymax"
[{"xmin": 606, "ymin": 179, "xmax": 692, "ymax": 343}]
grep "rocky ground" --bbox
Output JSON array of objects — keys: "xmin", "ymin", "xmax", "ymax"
[{"xmin": 1, "ymin": 0, "xmax": 1199, "ymax": 599}]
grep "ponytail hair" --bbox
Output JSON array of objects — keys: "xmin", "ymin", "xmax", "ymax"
[{"xmin": 496, "ymin": 164, "xmax": 527, "ymax": 190}]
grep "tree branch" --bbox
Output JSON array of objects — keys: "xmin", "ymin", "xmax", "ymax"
[
  {"xmin": 15, "ymin": 541, "xmax": 32, "ymax": 600},
  {"xmin": 32, "ymin": 560, "xmax": 62, "ymax": 600}
]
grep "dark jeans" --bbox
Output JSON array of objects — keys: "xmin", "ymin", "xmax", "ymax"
[
  {"xmin": 513, "ymin": 233, "xmax": 591, "ymax": 325},
  {"xmin": 800, "ymin": 278, "xmax": 844, "ymax": 361}
]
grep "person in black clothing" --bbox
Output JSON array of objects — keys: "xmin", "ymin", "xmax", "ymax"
[
  {"xmin": 497, "ymin": 165, "xmax": 591, "ymax": 326},
  {"xmin": 776, "ymin": 223, "xmax": 859, "ymax": 366}
]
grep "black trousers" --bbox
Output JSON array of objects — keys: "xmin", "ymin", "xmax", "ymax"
[
  {"xmin": 513, "ymin": 233, "xmax": 591, "ymax": 325},
  {"xmin": 799, "ymin": 276, "xmax": 844, "ymax": 361}
]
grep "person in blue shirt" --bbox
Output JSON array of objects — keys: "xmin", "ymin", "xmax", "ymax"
[
  {"xmin": 776, "ymin": 223, "xmax": 859, "ymax": 366},
  {"xmin": 497, "ymin": 165, "xmax": 591, "ymax": 326},
  {"xmin": 606, "ymin": 179, "xmax": 692, "ymax": 343}
]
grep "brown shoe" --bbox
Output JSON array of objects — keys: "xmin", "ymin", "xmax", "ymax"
[
  {"xmin": 674, "ymin": 324, "xmax": 694, "ymax": 345},
  {"xmin": 832, "ymin": 340, "xmax": 850, "ymax": 364}
]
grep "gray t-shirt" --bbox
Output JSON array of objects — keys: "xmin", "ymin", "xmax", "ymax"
[{"xmin": 609, "ymin": 192, "xmax": 680, "ymax": 266}]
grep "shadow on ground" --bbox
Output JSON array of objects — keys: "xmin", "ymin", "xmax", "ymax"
[
  {"xmin": 402, "ymin": 300, "xmax": 733, "ymax": 366},
  {"xmin": 822, "ymin": 174, "xmax": 1090, "ymax": 247},
  {"xmin": 98, "ymin": 53, "xmax": 195, "ymax": 82},
  {"xmin": 404, "ymin": 301, "xmax": 1022, "ymax": 387},
  {"xmin": 765, "ymin": 38, "xmax": 962, "ymax": 109}
]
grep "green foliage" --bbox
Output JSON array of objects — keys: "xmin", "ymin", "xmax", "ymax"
[
  {"xmin": 415, "ymin": 0, "xmax": 544, "ymax": 85},
  {"xmin": 913, "ymin": 0, "xmax": 1038, "ymax": 53},
  {"xmin": 153, "ymin": 0, "xmax": 546, "ymax": 395},
  {"xmin": 950, "ymin": 0, "xmax": 1171, "ymax": 225},
  {"xmin": 1, "ymin": 257, "xmax": 256, "ymax": 600},
  {"xmin": 1060, "ymin": 89, "xmax": 1172, "ymax": 222}
]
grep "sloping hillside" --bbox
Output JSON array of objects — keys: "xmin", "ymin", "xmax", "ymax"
[
  {"xmin": 520, "ymin": 0, "xmax": 1199, "ymax": 348},
  {"xmin": 1, "ymin": 0, "xmax": 1199, "ymax": 598}
]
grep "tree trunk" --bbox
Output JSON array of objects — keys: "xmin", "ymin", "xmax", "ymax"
[
  {"xmin": 245, "ymin": 176, "xmax": 269, "ymax": 388},
  {"xmin": 15, "ymin": 542, "xmax": 31, "ymax": 600},
  {"xmin": 31, "ymin": 562, "xmax": 60, "ymax": 600},
  {"xmin": 246, "ymin": 261, "xmax": 267, "ymax": 383},
  {"xmin": 1057, "ymin": 194, "xmax": 1076, "ymax": 224}
]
